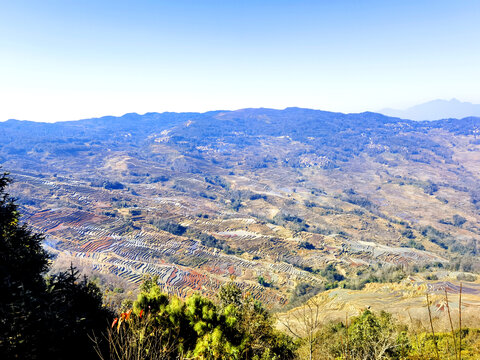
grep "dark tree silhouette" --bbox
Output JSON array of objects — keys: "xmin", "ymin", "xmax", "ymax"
[{"xmin": 0, "ymin": 171, "xmax": 113, "ymax": 360}]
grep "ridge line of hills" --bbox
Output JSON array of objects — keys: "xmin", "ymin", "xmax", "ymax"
[
  {"xmin": 380, "ymin": 98, "xmax": 480, "ymax": 121},
  {"xmin": 4, "ymin": 106, "xmax": 480, "ymax": 125}
]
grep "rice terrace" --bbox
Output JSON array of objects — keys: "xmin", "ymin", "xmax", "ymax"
[{"xmin": 2, "ymin": 1, "xmax": 480, "ymax": 359}]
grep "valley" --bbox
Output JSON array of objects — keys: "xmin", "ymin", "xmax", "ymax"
[{"xmin": 2, "ymin": 108, "xmax": 480, "ymax": 311}]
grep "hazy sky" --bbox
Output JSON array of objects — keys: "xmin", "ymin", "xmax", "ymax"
[{"xmin": 1, "ymin": 0, "xmax": 479, "ymax": 122}]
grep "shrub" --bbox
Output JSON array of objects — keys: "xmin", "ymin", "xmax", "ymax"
[
  {"xmin": 453, "ymin": 214, "xmax": 467, "ymax": 227},
  {"xmin": 320, "ymin": 264, "xmax": 345, "ymax": 282},
  {"xmin": 347, "ymin": 310, "xmax": 409, "ymax": 360},
  {"xmin": 104, "ymin": 181, "xmax": 125, "ymax": 190},
  {"xmin": 150, "ymin": 219, "xmax": 187, "ymax": 236},
  {"xmin": 457, "ymin": 273, "xmax": 477, "ymax": 282},
  {"xmin": 298, "ymin": 241, "xmax": 315, "ymax": 250},
  {"xmin": 100, "ymin": 278, "xmax": 297, "ymax": 359}
]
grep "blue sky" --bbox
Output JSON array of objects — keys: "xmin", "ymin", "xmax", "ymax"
[{"xmin": 1, "ymin": 0, "xmax": 479, "ymax": 121}]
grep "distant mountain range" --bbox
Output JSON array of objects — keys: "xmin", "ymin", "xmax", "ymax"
[{"xmin": 379, "ymin": 99, "xmax": 480, "ymax": 121}]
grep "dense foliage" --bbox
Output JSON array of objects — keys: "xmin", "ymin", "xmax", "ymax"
[
  {"xmin": 0, "ymin": 172, "xmax": 113, "ymax": 360},
  {"xmin": 100, "ymin": 278, "xmax": 297, "ymax": 359}
]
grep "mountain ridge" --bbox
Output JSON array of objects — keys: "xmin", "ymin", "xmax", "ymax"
[
  {"xmin": 380, "ymin": 98, "xmax": 480, "ymax": 121},
  {"xmin": 5, "ymin": 103, "xmax": 480, "ymax": 125}
]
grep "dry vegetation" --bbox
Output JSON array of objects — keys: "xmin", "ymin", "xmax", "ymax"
[{"xmin": 2, "ymin": 108, "xmax": 480, "ymax": 314}]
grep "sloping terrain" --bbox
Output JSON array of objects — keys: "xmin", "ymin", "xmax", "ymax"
[
  {"xmin": 2, "ymin": 108, "xmax": 480, "ymax": 306},
  {"xmin": 278, "ymin": 273, "xmax": 480, "ymax": 332}
]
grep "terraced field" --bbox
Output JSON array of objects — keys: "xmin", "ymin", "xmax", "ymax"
[
  {"xmin": 3, "ymin": 108, "xmax": 480, "ymax": 307},
  {"xmin": 278, "ymin": 275, "xmax": 480, "ymax": 332}
]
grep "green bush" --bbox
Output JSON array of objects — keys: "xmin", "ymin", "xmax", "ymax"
[
  {"xmin": 150, "ymin": 219, "xmax": 187, "ymax": 236},
  {"xmin": 103, "ymin": 279, "xmax": 297, "ymax": 359}
]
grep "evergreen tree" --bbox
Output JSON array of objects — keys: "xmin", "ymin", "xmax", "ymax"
[
  {"xmin": 104, "ymin": 279, "xmax": 297, "ymax": 359},
  {"xmin": 0, "ymin": 171, "xmax": 50, "ymax": 358},
  {"xmin": 0, "ymin": 171, "xmax": 113, "ymax": 359}
]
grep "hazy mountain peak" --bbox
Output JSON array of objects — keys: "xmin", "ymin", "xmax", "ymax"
[{"xmin": 379, "ymin": 99, "xmax": 480, "ymax": 121}]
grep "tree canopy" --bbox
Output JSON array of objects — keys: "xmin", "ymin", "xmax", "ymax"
[
  {"xmin": 102, "ymin": 277, "xmax": 297, "ymax": 360},
  {"xmin": 0, "ymin": 172, "xmax": 113, "ymax": 360}
]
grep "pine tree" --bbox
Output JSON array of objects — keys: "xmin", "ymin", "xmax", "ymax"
[
  {"xmin": 0, "ymin": 171, "xmax": 113, "ymax": 359},
  {"xmin": 0, "ymin": 171, "xmax": 50, "ymax": 358}
]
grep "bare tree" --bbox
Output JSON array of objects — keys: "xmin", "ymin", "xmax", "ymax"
[
  {"xmin": 459, "ymin": 282, "xmax": 462, "ymax": 360},
  {"xmin": 445, "ymin": 288, "xmax": 458, "ymax": 360},
  {"xmin": 92, "ymin": 313, "xmax": 179, "ymax": 360},
  {"xmin": 426, "ymin": 292, "xmax": 440, "ymax": 360},
  {"xmin": 279, "ymin": 296, "xmax": 323, "ymax": 360}
]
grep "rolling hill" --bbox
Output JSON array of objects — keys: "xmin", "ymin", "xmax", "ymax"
[{"xmin": 2, "ymin": 107, "xmax": 480, "ymax": 308}]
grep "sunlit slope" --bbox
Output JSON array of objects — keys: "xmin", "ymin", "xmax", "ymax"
[
  {"xmin": 278, "ymin": 274, "xmax": 480, "ymax": 332},
  {"xmin": 2, "ymin": 108, "xmax": 480, "ymax": 305}
]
